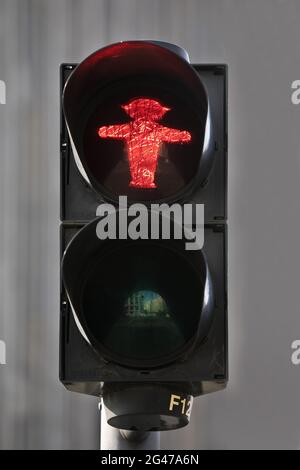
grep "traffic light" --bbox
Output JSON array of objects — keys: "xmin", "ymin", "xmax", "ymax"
[{"xmin": 60, "ymin": 41, "xmax": 227, "ymax": 432}]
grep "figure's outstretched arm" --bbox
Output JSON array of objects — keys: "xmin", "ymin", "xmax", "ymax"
[
  {"xmin": 160, "ymin": 126, "xmax": 192, "ymax": 143},
  {"xmin": 98, "ymin": 123, "xmax": 130, "ymax": 139}
]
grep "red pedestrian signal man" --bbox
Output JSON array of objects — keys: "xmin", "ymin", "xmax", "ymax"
[{"xmin": 98, "ymin": 98, "xmax": 192, "ymax": 189}]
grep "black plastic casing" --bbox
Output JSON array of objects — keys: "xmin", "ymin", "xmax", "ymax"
[{"xmin": 59, "ymin": 63, "xmax": 228, "ymax": 397}]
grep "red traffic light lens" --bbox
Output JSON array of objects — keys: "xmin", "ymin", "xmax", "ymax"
[{"xmin": 98, "ymin": 98, "xmax": 191, "ymax": 190}]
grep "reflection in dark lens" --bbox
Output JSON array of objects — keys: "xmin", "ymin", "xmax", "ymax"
[
  {"xmin": 83, "ymin": 79, "xmax": 205, "ymax": 201},
  {"xmin": 125, "ymin": 290, "xmax": 170, "ymax": 319},
  {"xmin": 81, "ymin": 242, "xmax": 205, "ymax": 366}
]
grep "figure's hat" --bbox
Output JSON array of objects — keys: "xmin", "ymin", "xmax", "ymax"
[{"xmin": 122, "ymin": 98, "xmax": 170, "ymax": 120}]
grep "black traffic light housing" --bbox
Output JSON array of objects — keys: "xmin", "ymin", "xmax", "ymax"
[{"xmin": 60, "ymin": 41, "xmax": 227, "ymax": 431}]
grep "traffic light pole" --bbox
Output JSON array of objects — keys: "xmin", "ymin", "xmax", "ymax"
[
  {"xmin": 60, "ymin": 39, "xmax": 228, "ymax": 447},
  {"xmin": 100, "ymin": 401, "xmax": 160, "ymax": 450}
]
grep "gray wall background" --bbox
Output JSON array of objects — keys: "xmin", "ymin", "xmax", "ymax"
[{"xmin": 0, "ymin": 0, "xmax": 300, "ymax": 450}]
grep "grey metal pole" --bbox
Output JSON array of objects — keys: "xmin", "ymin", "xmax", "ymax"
[{"xmin": 99, "ymin": 400, "xmax": 160, "ymax": 451}]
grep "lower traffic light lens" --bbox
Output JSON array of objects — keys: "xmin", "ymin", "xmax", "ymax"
[{"xmin": 81, "ymin": 240, "xmax": 207, "ymax": 368}]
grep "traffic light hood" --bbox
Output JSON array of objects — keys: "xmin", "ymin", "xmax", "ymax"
[
  {"xmin": 62, "ymin": 41, "xmax": 214, "ymax": 202},
  {"xmin": 62, "ymin": 214, "xmax": 214, "ymax": 369}
]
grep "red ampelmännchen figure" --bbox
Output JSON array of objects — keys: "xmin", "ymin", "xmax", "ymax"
[{"xmin": 98, "ymin": 98, "xmax": 192, "ymax": 189}]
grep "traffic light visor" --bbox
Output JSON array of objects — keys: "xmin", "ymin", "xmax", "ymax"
[
  {"xmin": 62, "ymin": 216, "xmax": 214, "ymax": 368},
  {"xmin": 63, "ymin": 41, "xmax": 212, "ymax": 202}
]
